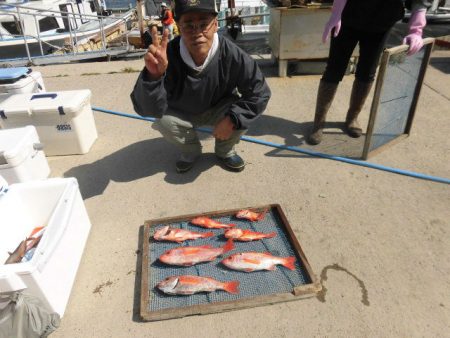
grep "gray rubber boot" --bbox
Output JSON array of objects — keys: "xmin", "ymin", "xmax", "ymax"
[
  {"xmin": 345, "ymin": 79, "xmax": 374, "ymax": 138},
  {"xmin": 307, "ymin": 80, "xmax": 339, "ymax": 145}
]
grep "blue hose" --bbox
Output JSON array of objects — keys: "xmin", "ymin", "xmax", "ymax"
[{"xmin": 92, "ymin": 106, "xmax": 450, "ymax": 185}]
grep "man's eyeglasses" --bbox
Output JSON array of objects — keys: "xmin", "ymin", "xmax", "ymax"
[{"xmin": 179, "ymin": 19, "xmax": 215, "ymax": 34}]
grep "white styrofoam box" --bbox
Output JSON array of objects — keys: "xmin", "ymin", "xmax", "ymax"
[
  {"xmin": 0, "ymin": 126, "xmax": 50, "ymax": 184},
  {"xmin": 0, "ymin": 90, "xmax": 98, "ymax": 155},
  {"xmin": 0, "ymin": 68, "xmax": 46, "ymax": 95},
  {"xmin": 0, "ymin": 177, "xmax": 92, "ymax": 317}
]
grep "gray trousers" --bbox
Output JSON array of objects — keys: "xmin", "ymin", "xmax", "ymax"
[{"xmin": 153, "ymin": 96, "xmax": 246, "ymax": 158}]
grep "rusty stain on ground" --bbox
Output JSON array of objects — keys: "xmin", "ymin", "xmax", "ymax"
[
  {"xmin": 316, "ymin": 263, "xmax": 370, "ymax": 306},
  {"xmin": 93, "ymin": 280, "xmax": 113, "ymax": 294}
]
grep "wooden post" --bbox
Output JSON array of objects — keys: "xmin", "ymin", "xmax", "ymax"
[{"xmin": 136, "ymin": 0, "xmax": 146, "ymax": 48}]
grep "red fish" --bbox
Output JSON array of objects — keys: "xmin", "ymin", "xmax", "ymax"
[
  {"xmin": 159, "ymin": 239, "xmax": 234, "ymax": 266},
  {"xmin": 221, "ymin": 252, "xmax": 296, "ymax": 272},
  {"xmin": 235, "ymin": 209, "xmax": 268, "ymax": 222},
  {"xmin": 224, "ymin": 228, "xmax": 276, "ymax": 242},
  {"xmin": 153, "ymin": 225, "xmax": 214, "ymax": 243},
  {"xmin": 157, "ymin": 275, "xmax": 240, "ymax": 295},
  {"xmin": 191, "ymin": 216, "xmax": 236, "ymax": 229}
]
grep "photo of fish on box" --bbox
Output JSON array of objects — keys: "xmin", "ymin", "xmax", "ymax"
[{"xmin": 140, "ymin": 204, "xmax": 321, "ymax": 321}]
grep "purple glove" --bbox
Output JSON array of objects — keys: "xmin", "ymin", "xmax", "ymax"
[
  {"xmin": 403, "ymin": 9, "xmax": 427, "ymax": 55},
  {"xmin": 322, "ymin": 0, "xmax": 347, "ymax": 43}
]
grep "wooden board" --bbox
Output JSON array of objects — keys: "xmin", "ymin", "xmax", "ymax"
[{"xmin": 140, "ymin": 204, "xmax": 321, "ymax": 322}]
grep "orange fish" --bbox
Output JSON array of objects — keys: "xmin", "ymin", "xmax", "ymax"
[
  {"xmin": 224, "ymin": 228, "xmax": 276, "ymax": 242},
  {"xmin": 235, "ymin": 209, "xmax": 268, "ymax": 222},
  {"xmin": 221, "ymin": 252, "xmax": 296, "ymax": 272},
  {"xmin": 191, "ymin": 216, "xmax": 236, "ymax": 229},
  {"xmin": 157, "ymin": 275, "xmax": 239, "ymax": 295},
  {"xmin": 159, "ymin": 239, "xmax": 234, "ymax": 266},
  {"xmin": 153, "ymin": 225, "xmax": 214, "ymax": 243}
]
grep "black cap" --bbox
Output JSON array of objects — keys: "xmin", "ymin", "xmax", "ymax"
[{"xmin": 174, "ymin": 0, "xmax": 218, "ymax": 20}]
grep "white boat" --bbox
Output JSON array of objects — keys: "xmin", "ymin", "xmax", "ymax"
[{"xmin": 0, "ymin": 0, "xmax": 133, "ymax": 61}]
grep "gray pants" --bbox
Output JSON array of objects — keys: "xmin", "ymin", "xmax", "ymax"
[{"xmin": 153, "ymin": 97, "xmax": 246, "ymax": 158}]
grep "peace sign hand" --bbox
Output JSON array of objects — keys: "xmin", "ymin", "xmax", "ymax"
[{"xmin": 144, "ymin": 26, "xmax": 169, "ymax": 80}]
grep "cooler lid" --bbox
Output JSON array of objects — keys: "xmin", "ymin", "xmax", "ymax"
[
  {"xmin": 0, "ymin": 126, "xmax": 38, "ymax": 166},
  {"xmin": 0, "ymin": 90, "xmax": 91, "ymax": 117},
  {"xmin": 0, "ymin": 67, "xmax": 29, "ymax": 81}
]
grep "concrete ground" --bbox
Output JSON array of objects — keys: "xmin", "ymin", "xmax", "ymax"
[{"xmin": 33, "ymin": 49, "xmax": 449, "ymax": 337}]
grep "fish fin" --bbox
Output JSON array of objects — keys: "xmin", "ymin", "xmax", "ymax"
[
  {"xmin": 28, "ymin": 226, "xmax": 45, "ymax": 237},
  {"xmin": 222, "ymin": 239, "xmax": 234, "ymax": 253},
  {"xmin": 267, "ymin": 265, "xmax": 276, "ymax": 271},
  {"xmin": 228, "ymin": 223, "xmax": 237, "ymax": 227},
  {"xmin": 257, "ymin": 209, "xmax": 269, "ymax": 221},
  {"xmin": 203, "ymin": 232, "xmax": 214, "ymax": 238},
  {"xmin": 244, "ymin": 268, "xmax": 254, "ymax": 272},
  {"xmin": 224, "ymin": 281, "xmax": 240, "ymax": 294},
  {"xmin": 282, "ymin": 256, "xmax": 296, "ymax": 270}
]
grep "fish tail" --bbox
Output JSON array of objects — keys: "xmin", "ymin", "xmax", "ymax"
[
  {"xmin": 222, "ymin": 239, "xmax": 234, "ymax": 253},
  {"xmin": 282, "ymin": 256, "xmax": 296, "ymax": 270},
  {"xmin": 223, "ymin": 280, "xmax": 240, "ymax": 294},
  {"xmin": 203, "ymin": 232, "xmax": 214, "ymax": 238},
  {"xmin": 257, "ymin": 209, "xmax": 269, "ymax": 220},
  {"xmin": 265, "ymin": 232, "xmax": 277, "ymax": 238},
  {"xmin": 29, "ymin": 226, "xmax": 45, "ymax": 237}
]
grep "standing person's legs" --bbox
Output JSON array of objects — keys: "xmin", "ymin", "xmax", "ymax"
[
  {"xmin": 308, "ymin": 26, "xmax": 358, "ymax": 145},
  {"xmin": 153, "ymin": 113, "xmax": 202, "ymax": 172},
  {"xmin": 345, "ymin": 29, "xmax": 390, "ymax": 137}
]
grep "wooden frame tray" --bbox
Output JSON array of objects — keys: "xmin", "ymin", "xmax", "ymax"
[{"xmin": 140, "ymin": 204, "xmax": 321, "ymax": 321}]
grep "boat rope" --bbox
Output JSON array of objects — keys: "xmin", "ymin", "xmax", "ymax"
[{"xmin": 92, "ymin": 106, "xmax": 450, "ymax": 185}]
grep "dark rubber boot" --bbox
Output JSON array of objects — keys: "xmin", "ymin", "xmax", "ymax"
[
  {"xmin": 345, "ymin": 79, "xmax": 374, "ymax": 138},
  {"xmin": 307, "ymin": 80, "xmax": 339, "ymax": 145}
]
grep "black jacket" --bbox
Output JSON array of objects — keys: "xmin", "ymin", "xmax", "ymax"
[
  {"xmin": 342, "ymin": 0, "xmax": 431, "ymax": 32},
  {"xmin": 130, "ymin": 35, "xmax": 271, "ymax": 130}
]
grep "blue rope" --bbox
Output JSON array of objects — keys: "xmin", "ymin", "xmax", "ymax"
[{"xmin": 92, "ymin": 106, "xmax": 450, "ymax": 185}]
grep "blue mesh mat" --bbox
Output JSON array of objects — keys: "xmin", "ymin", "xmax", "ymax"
[{"xmin": 146, "ymin": 207, "xmax": 313, "ymax": 312}]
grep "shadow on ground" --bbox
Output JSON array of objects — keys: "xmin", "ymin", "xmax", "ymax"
[
  {"xmin": 429, "ymin": 56, "xmax": 450, "ymax": 74},
  {"xmin": 65, "ymin": 118, "xmax": 366, "ymax": 200},
  {"xmin": 246, "ymin": 114, "xmax": 366, "ymax": 159},
  {"xmin": 64, "ymin": 138, "xmax": 218, "ymax": 199}
]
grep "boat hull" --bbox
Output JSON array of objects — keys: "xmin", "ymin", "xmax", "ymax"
[{"xmin": 0, "ymin": 38, "xmax": 66, "ymax": 60}]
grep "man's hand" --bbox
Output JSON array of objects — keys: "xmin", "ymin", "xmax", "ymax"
[
  {"xmin": 144, "ymin": 26, "xmax": 169, "ymax": 79},
  {"xmin": 213, "ymin": 116, "xmax": 235, "ymax": 141}
]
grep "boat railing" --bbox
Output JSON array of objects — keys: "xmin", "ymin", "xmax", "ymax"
[{"xmin": 0, "ymin": 2, "xmax": 133, "ymax": 65}]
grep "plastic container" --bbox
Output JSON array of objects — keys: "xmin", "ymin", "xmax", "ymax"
[
  {"xmin": 0, "ymin": 67, "xmax": 46, "ymax": 95},
  {"xmin": 0, "ymin": 177, "xmax": 92, "ymax": 317},
  {"xmin": 0, "ymin": 90, "xmax": 98, "ymax": 155},
  {"xmin": 0, "ymin": 126, "xmax": 50, "ymax": 184}
]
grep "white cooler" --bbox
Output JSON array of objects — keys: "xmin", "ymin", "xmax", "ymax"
[
  {"xmin": 0, "ymin": 126, "xmax": 50, "ymax": 184},
  {"xmin": 0, "ymin": 67, "xmax": 46, "ymax": 96},
  {"xmin": 0, "ymin": 177, "xmax": 92, "ymax": 317},
  {"xmin": 0, "ymin": 90, "xmax": 98, "ymax": 155}
]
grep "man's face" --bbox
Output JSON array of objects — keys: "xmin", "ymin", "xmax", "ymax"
[{"xmin": 178, "ymin": 12, "xmax": 218, "ymax": 62}]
